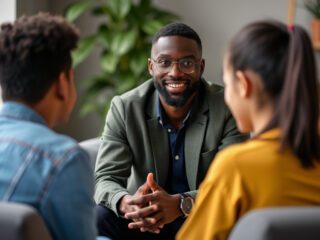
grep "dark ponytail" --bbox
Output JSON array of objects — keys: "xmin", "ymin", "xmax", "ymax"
[
  {"xmin": 228, "ymin": 20, "xmax": 320, "ymax": 167},
  {"xmin": 276, "ymin": 25, "xmax": 320, "ymax": 167}
]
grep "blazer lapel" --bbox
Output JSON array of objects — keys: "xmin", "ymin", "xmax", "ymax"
[
  {"xmin": 147, "ymin": 119, "xmax": 169, "ymax": 187},
  {"xmin": 185, "ymin": 92, "xmax": 208, "ymax": 190},
  {"xmin": 146, "ymin": 91, "xmax": 169, "ymax": 187}
]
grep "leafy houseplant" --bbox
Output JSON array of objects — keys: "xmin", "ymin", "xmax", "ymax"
[
  {"xmin": 305, "ymin": 0, "xmax": 320, "ymax": 18},
  {"xmin": 64, "ymin": 0, "xmax": 178, "ymax": 118},
  {"xmin": 304, "ymin": 0, "xmax": 320, "ymax": 49}
]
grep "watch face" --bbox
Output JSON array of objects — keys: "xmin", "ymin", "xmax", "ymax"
[{"xmin": 182, "ymin": 197, "xmax": 193, "ymax": 215}]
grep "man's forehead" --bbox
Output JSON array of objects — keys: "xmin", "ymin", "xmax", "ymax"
[{"xmin": 151, "ymin": 36, "xmax": 201, "ymax": 57}]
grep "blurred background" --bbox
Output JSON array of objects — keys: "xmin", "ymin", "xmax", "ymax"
[{"xmin": 0, "ymin": 0, "xmax": 317, "ymax": 141}]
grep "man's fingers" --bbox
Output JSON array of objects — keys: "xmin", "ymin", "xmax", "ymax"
[
  {"xmin": 141, "ymin": 226, "xmax": 161, "ymax": 234},
  {"xmin": 140, "ymin": 214, "xmax": 164, "ymax": 234},
  {"xmin": 125, "ymin": 204, "xmax": 159, "ymax": 220},
  {"xmin": 147, "ymin": 173, "xmax": 158, "ymax": 192},
  {"xmin": 137, "ymin": 182, "xmax": 150, "ymax": 195},
  {"xmin": 127, "ymin": 216, "xmax": 157, "ymax": 229},
  {"xmin": 127, "ymin": 193, "xmax": 156, "ymax": 206}
]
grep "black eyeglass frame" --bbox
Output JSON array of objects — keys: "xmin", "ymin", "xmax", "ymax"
[{"xmin": 149, "ymin": 57, "xmax": 202, "ymax": 74}]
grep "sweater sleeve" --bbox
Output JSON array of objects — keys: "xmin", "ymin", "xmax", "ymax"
[{"xmin": 176, "ymin": 149, "xmax": 249, "ymax": 240}]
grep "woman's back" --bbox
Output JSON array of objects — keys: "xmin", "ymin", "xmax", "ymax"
[
  {"xmin": 215, "ymin": 129, "xmax": 320, "ymax": 208},
  {"xmin": 177, "ymin": 128, "xmax": 320, "ymax": 240}
]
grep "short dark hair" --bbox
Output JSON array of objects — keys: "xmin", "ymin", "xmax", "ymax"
[
  {"xmin": 152, "ymin": 22, "xmax": 202, "ymax": 51},
  {"xmin": 0, "ymin": 12, "xmax": 79, "ymax": 103}
]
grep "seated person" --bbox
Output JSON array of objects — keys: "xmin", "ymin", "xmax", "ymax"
[
  {"xmin": 0, "ymin": 13, "xmax": 98, "ymax": 240},
  {"xmin": 95, "ymin": 22, "xmax": 248, "ymax": 240},
  {"xmin": 176, "ymin": 20, "xmax": 320, "ymax": 240}
]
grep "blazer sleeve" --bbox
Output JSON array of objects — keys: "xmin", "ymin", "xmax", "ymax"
[{"xmin": 94, "ymin": 96, "xmax": 132, "ymax": 216}]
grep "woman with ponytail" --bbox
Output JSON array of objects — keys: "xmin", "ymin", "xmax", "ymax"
[{"xmin": 176, "ymin": 20, "xmax": 320, "ymax": 240}]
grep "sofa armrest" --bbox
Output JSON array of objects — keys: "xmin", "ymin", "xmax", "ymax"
[
  {"xmin": 0, "ymin": 202, "xmax": 52, "ymax": 240},
  {"xmin": 79, "ymin": 137, "xmax": 101, "ymax": 168},
  {"xmin": 228, "ymin": 207, "xmax": 320, "ymax": 240}
]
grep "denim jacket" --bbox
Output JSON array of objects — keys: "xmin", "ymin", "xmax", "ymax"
[{"xmin": 0, "ymin": 102, "xmax": 96, "ymax": 240}]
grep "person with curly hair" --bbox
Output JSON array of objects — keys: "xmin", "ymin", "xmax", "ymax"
[{"xmin": 0, "ymin": 12, "xmax": 100, "ymax": 240}]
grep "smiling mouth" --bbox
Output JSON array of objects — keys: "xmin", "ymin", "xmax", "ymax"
[
  {"xmin": 165, "ymin": 81, "xmax": 188, "ymax": 94},
  {"xmin": 167, "ymin": 82, "xmax": 185, "ymax": 88}
]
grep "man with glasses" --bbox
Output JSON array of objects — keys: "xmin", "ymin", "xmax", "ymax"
[{"xmin": 95, "ymin": 22, "xmax": 248, "ymax": 240}]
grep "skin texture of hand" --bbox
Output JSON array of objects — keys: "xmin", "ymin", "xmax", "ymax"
[
  {"xmin": 125, "ymin": 173, "xmax": 182, "ymax": 233},
  {"xmin": 118, "ymin": 173, "xmax": 163, "ymax": 233},
  {"xmin": 118, "ymin": 175, "xmax": 152, "ymax": 216}
]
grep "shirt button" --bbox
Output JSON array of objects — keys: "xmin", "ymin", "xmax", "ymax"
[
  {"xmin": 168, "ymin": 129, "xmax": 172, "ymax": 133},
  {"xmin": 175, "ymin": 155, "xmax": 180, "ymax": 160}
]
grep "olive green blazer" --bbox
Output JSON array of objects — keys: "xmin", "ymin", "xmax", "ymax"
[{"xmin": 95, "ymin": 78, "xmax": 248, "ymax": 216}]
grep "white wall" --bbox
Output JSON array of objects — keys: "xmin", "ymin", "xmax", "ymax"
[
  {"xmin": 0, "ymin": 0, "xmax": 16, "ymax": 23},
  {"xmin": 16, "ymin": 0, "xmax": 49, "ymax": 16},
  {"xmin": 0, "ymin": 0, "xmax": 17, "ymax": 106},
  {"xmin": 154, "ymin": 0, "xmax": 312, "ymax": 84},
  {"xmin": 12, "ymin": 0, "xmax": 318, "ymax": 140}
]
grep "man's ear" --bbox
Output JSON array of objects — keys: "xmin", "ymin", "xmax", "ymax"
[
  {"xmin": 200, "ymin": 58, "xmax": 205, "ymax": 76},
  {"xmin": 148, "ymin": 58, "xmax": 154, "ymax": 76},
  {"xmin": 235, "ymin": 70, "xmax": 252, "ymax": 98},
  {"xmin": 55, "ymin": 72, "xmax": 69, "ymax": 101}
]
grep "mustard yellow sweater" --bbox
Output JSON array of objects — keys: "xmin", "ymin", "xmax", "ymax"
[{"xmin": 177, "ymin": 129, "xmax": 320, "ymax": 240}]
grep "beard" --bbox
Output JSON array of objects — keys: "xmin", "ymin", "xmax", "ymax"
[{"xmin": 153, "ymin": 77, "xmax": 200, "ymax": 107}]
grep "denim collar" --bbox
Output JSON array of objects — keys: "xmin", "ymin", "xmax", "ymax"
[{"xmin": 0, "ymin": 101, "xmax": 47, "ymax": 126}]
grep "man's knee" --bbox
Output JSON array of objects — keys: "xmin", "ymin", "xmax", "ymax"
[{"xmin": 96, "ymin": 204, "xmax": 115, "ymax": 225}]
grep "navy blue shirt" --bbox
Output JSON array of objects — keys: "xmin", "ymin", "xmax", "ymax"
[
  {"xmin": 156, "ymin": 97, "xmax": 191, "ymax": 195},
  {"xmin": 156, "ymin": 97, "xmax": 193, "ymax": 236}
]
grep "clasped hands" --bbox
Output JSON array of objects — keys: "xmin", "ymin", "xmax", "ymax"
[{"xmin": 118, "ymin": 173, "xmax": 182, "ymax": 234}]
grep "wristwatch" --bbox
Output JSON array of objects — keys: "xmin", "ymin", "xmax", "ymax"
[{"xmin": 180, "ymin": 193, "xmax": 194, "ymax": 217}]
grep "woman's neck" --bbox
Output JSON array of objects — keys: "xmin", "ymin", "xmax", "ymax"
[{"xmin": 251, "ymin": 102, "xmax": 275, "ymax": 135}]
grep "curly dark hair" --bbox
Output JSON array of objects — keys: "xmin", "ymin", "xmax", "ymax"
[{"xmin": 0, "ymin": 12, "xmax": 79, "ymax": 103}]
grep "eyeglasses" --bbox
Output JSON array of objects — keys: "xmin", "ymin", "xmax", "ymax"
[{"xmin": 150, "ymin": 57, "xmax": 200, "ymax": 74}]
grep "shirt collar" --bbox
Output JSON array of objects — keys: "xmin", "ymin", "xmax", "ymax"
[
  {"xmin": 0, "ymin": 101, "xmax": 47, "ymax": 126},
  {"xmin": 156, "ymin": 93, "xmax": 192, "ymax": 128}
]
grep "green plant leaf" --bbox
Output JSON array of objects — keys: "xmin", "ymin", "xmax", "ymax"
[
  {"xmin": 129, "ymin": 51, "xmax": 149, "ymax": 76},
  {"xmin": 84, "ymin": 75, "xmax": 114, "ymax": 92},
  {"xmin": 136, "ymin": 0, "xmax": 151, "ymax": 14},
  {"xmin": 97, "ymin": 25, "xmax": 113, "ymax": 48},
  {"xmin": 64, "ymin": 1, "xmax": 90, "ymax": 22},
  {"xmin": 64, "ymin": 0, "xmax": 180, "ymax": 118},
  {"xmin": 80, "ymin": 77, "xmax": 115, "ymax": 116},
  {"xmin": 111, "ymin": 29, "xmax": 137, "ymax": 55},
  {"xmin": 141, "ymin": 0, "xmax": 151, "ymax": 8},
  {"xmin": 109, "ymin": 0, "xmax": 131, "ymax": 19},
  {"xmin": 305, "ymin": 0, "xmax": 320, "ymax": 18},
  {"xmin": 72, "ymin": 36, "xmax": 96, "ymax": 66},
  {"xmin": 116, "ymin": 72, "xmax": 137, "ymax": 93},
  {"xmin": 101, "ymin": 51, "xmax": 119, "ymax": 73},
  {"xmin": 142, "ymin": 20, "xmax": 164, "ymax": 35},
  {"xmin": 91, "ymin": 5, "xmax": 111, "ymax": 16}
]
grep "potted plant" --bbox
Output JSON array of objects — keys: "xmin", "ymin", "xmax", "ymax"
[
  {"xmin": 304, "ymin": 0, "xmax": 320, "ymax": 49},
  {"xmin": 64, "ymin": 0, "xmax": 179, "ymax": 118}
]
